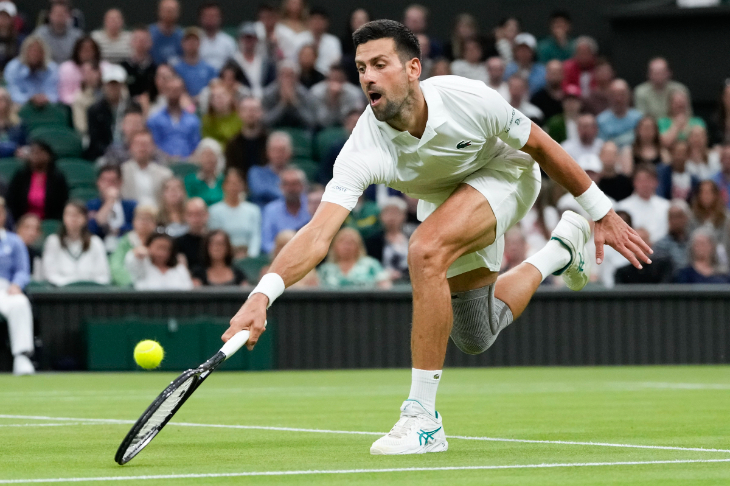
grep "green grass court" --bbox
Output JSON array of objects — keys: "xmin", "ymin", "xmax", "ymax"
[{"xmin": 1, "ymin": 366, "xmax": 729, "ymax": 485}]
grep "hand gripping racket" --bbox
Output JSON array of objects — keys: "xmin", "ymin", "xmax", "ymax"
[{"xmin": 115, "ymin": 329, "xmax": 252, "ymax": 465}]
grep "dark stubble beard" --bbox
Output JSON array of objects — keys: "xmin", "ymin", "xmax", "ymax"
[{"xmin": 371, "ymin": 83, "xmax": 414, "ymax": 123}]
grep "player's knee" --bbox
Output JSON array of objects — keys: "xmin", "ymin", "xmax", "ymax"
[{"xmin": 408, "ymin": 235, "xmax": 449, "ymax": 276}]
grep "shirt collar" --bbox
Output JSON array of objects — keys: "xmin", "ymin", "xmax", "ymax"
[{"xmin": 374, "ymin": 80, "xmax": 448, "ymax": 142}]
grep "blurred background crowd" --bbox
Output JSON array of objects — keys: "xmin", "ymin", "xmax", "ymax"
[{"xmin": 2, "ymin": 0, "xmax": 730, "ymax": 300}]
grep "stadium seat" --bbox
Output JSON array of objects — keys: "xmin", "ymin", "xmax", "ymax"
[
  {"xmin": 278, "ymin": 127, "xmax": 313, "ymax": 159},
  {"xmin": 292, "ymin": 158, "xmax": 320, "ymax": 184},
  {"xmin": 57, "ymin": 158, "xmax": 96, "ymax": 187},
  {"xmin": 0, "ymin": 157, "xmax": 24, "ymax": 182},
  {"xmin": 18, "ymin": 103, "xmax": 70, "ymax": 131},
  {"xmin": 171, "ymin": 161, "xmax": 199, "ymax": 180},
  {"xmin": 234, "ymin": 255, "xmax": 270, "ymax": 284},
  {"xmin": 70, "ymin": 186, "xmax": 99, "ymax": 202},
  {"xmin": 314, "ymin": 127, "xmax": 346, "ymax": 161},
  {"xmin": 63, "ymin": 281, "xmax": 108, "ymax": 287},
  {"xmin": 40, "ymin": 219, "xmax": 62, "ymax": 241},
  {"xmin": 29, "ymin": 127, "xmax": 83, "ymax": 159}
]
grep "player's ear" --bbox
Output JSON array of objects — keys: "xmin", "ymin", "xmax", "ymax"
[{"xmin": 407, "ymin": 57, "xmax": 422, "ymax": 81}]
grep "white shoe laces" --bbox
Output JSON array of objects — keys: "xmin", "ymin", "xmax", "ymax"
[{"xmin": 388, "ymin": 412, "xmax": 419, "ymax": 438}]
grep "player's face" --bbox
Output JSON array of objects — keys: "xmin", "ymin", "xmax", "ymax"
[{"xmin": 356, "ymin": 38, "xmax": 413, "ymax": 122}]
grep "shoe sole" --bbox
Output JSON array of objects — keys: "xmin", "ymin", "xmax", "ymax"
[{"xmin": 370, "ymin": 440, "xmax": 449, "ymax": 455}]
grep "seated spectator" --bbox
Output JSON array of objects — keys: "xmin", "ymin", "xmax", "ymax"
[
  {"xmin": 120, "ymin": 131, "xmax": 173, "ymax": 207},
  {"xmin": 507, "ymin": 75, "xmax": 543, "ymax": 124},
  {"xmin": 537, "ymin": 10, "xmax": 574, "ymax": 62},
  {"xmin": 201, "ymin": 82, "xmax": 242, "ymax": 147},
  {"xmin": 42, "ymin": 201, "xmax": 111, "ymax": 286},
  {"xmin": 4, "ymin": 35, "xmax": 59, "ymax": 106},
  {"xmin": 485, "ymin": 56, "xmax": 508, "ymax": 99},
  {"xmin": 634, "ymin": 57, "xmax": 690, "ymax": 121},
  {"xmin": 711, "ymin": 145, "xmax": 730, "ymax": 208},
  {"xmin": 248, "ymin": 131, "xmax": 292, "ymax": 207},
  {"xmin": 58, "ymin": 36, "xmax": 104, "ymax": 105},
  {"xmin": 504, "ymin": 33, "xmax": 546, "ymax": 96},
  {"xmin": 443, "ymin": 13, "xmax": 489, "ymax": 62},
  {"xmin": 262, "ymin": 60, "xmax": 316, "ymax": 129},
  {"xmin": 500, "ymin": 227, "xmax": 528, "ymax": 274},
  {"xmin": 145, "ymin": 64, "xmax": 184, "ymax": 116},
  {"xmin": 149, "ymin": 0, "xmax": 183, "ymax": 65},
  {"xmin": 198, "ymin": 2, "xmax": 237, "ymax": 71},
  {"xmin": 597, "ymin": 141, "xmax": 633, "ymax": 202},
  {"xmin": 654, "ymin": 199, "xmax": 692, "ymax": 271},
  {"xmin": 171, "ymin": 27, "xmax": 217, "ymax": 98},
  {"xmin": 417, "ymin": 35, "xmax": 435, "ymax": 77},
  {"xmin": 92, "ymin": 8, "xmax": 132, "ymax": 64},
  {"xmin": 191, "ymin": 230, "xmax": 247, "ymax": 287},
  {"xmin": 147, "ymin": 76, "xmax": 201, "ymax": 159},
  {"xmin": 346, "ymin": 194, "xmax": 382, "ymax": 241},
  {"xmin": 686, "ymin": 126, "xmax": 720, "ymax": 180},
  {"xmin": 297, "ymin": 44, "xmax": 325, "ymax": 89},
  {"xmin": 709, "ymin": 83, "xmax": 730, "ymax": 146},
  {"xmin": 310, "ymin": 64, "xmax": 365, "ymax": 128},
  {"xmin": 125, "ymin": 232, "xmax": 193, "ymax": 290},
  {"xmin": 688, "ymin": 180, "xmax": 729, "ymax": 245},
  {"xmin": 429, "ymin": 58, "xmax": 451, "ymax": 77},
  {"xmin": 543, "ymin": 84, "xmax": 581, "ymax": 143},
  {"xmin": 0, "ymin": 197, "xmax": 35, "ymax": 375},
  {"xmin": 657, "ymin": 140, "xmax": 698, "ymax": 201},
  {"xmin": 673, "ymin": 228, "xmax": 729, "ymax": 283},
  {"xmin": 225, "ymin": 97, "xmax": 268, "ymax": 176},
  {"xmin": 99, "ymin": 108, "xmax": 146, "ymax": 166},
  {"xmin": 85, "ymin": 64, "xmax": 132, "ymax": 160},
  {"xmin": 597, "ymin": 79, "xmax": 642, "ymax": 148},
  {"xmin": 231, "ymin": 22, "xmax": 276, "ymax": 99},
  {"xmin": 561, "ymin": 113, "xmax": 603, "ymax": 162},
  {"xmin": 530, "ymin": 60, "xmax": 564, "ymax": 121},
  {"xmin": 261, "ymin": 168, "xmax": 310, "ymax": 254},
  {"xmin": 208, "ymin": 168, "xmax": 261, "ymax": 259},
  {"xmin": 294, "ymin": 7, "xmax": 341, "ymax": 75},
  {"xmin": 629, "ymin": 116, "xmax": 666, "ymax": 169},
  {"xmin": 33, "ymin": 0, "xmax": 83, "ymax": 64},
  {"xmin": 450, "ymin": 37, "xmax": 488, "ymax": 84},
  {"xmin": 109, "ymin": 204, "xmax": 158, "ymax": 286},
  {"xmin": 561, "ymin": 36, "xmax": 597, "ymax": 96},
  {"xmin": 185, "ymin": 138, "xmax": 224, "ymax": 206},
  {"xmin": 494, "ymin": 16, "xmax": 520, "ymax": 64},
  {"xmin": 175, "ymin": 197, "xmax": 208, "ymax": 269},
  {"xmin": 403, "ymin": 4, "xmax": 442, "ymax": 58},
  {"xmin": 0, "ymin": 2, "xmax": 20, "ymax": 73},
  {"xmin": 279, "ymin": 0, "xmax": 309, "ymax": 37},
  {"xmin": 87, "ymin": 165, "xmax": 136, "ymax": 252},
  {"xmin": 583, "ymin": 58, "xmax": 614, "ymax": 116},
  {"xmin": 659, "ymin": 90, "xmax": 706, "ymax": 148},
  {"xmin": 366, "ymin": 197, "xmax": 410, "ymax": 283},
  {"xmin": 197, "ymin": 61, "xmax": 252, "ymax": 114},
  {"xmin": 7, "ymin": 141, "xmax": 68, "ymax": 221},
  {"xmin": 615, "ymin": 164, "xmax": 670, "ymax": 243},
  {"xmin": 71, "ymin": 62, "xmax": 102, "ymax": 136},
  {"xmin": 15, "ymin": 213, "xmax": 43, "ymax": 277},
  {"xmin": 317, "ymin": 109, "xmax": 359, "ymax": 185},
  {"xmin": 260, "ymin": 228, "xmax": 320, "ymax": 287},
  {"xmin": 256, "ymin": 1, "xmax": 299, "ymax": 61},
  {"xmin": 0, "ymin": 87, "xmax": 26, "ymax": 158},
  {"xmin": 157, "ymin": 178, "xmax": 188, "ymax": 237},
  {"xmin": 318, "ymin": 228, "xmax": 391, "ymax": 289},
  {"xmin": 122, "ymin": 27, "xmax": 157, "ymax": 99},
  {"xmin": 614, "ymin": 228, "xmax": 673, "ymax": 284}
]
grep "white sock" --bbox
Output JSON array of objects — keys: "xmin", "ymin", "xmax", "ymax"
[
  {"xmin": 408, "ymin": 368, "xmax": 442, "ymax": 413},
  {"xmin": 524, "ymin": 239, "xmax": 572, "ymax": 281}
]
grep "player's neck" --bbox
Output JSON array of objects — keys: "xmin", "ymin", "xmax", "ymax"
[{"xmin": 386, "ymin": 86, "xmax": 428, "ymax": 139}]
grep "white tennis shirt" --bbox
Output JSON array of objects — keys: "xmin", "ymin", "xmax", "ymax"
[{"xmin": 321, "ymin": 75, "xmax": 534, "ymax": 212}]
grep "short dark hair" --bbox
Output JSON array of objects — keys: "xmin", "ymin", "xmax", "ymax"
[
  {"xmin": 146, "ymin": 233, "xmax": 179, "ymax": 268},
  {"xmin": 198, "ymin": 0, "xmax": 221, "ymax": 15},
  {"xmin": 97, "ymin": 164, "xmax": 122, "ymax": 181},
  {"xmin": 549, "ymin": 10, "xmax": 571, "ymax": 22},
  {"xmin": 71, "ymin": 36, "xmax": 101, "ymax": 66},
  {"xmin": 352, "ymin": 19, "xmax": 421, "ymax": 62}
]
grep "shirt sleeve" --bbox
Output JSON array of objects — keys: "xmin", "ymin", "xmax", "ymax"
[
  {"xmin": 11, "ymin": 238, "xmax": 30, "ymax": 289},
  {"xmin": 476, "ymin": 83, "xmax": 532, "ymax": 150}
]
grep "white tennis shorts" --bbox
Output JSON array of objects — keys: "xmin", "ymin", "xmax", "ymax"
[{"xmin": 417, "ymin": 161, "xmax": 542, "ymax": 277}]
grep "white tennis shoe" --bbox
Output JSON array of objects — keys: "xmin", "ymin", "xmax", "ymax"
[
  {"xmin": 370, "ymin": 400, "xmax": 448, "ymax": 455},
  {"xmin": 551, "ymin": 210, "xmax": 592, "ymax": 291},
  {"xmin": 13, "ymin": 355, "xmax": 35, "ymax": 376}
]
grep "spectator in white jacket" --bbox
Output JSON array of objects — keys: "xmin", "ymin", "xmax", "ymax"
[
  {"xmin": 42, "ymin": 201, "xmax": 111, "ymax": 286},
  {"xmin": 125, "ymin": 232, "xmax": 193, "ymax": 290}
]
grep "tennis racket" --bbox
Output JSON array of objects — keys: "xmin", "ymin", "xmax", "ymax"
[{"xmin": 115, "ymin": 329, "xmax": 251, "ymax": 465}]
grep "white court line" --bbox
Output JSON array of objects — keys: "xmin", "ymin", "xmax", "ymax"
[
  {"xmin": 2, "ymin": 458, "xmax": 730, "ymax": 484},
  {"xmin": 2, "ymin": 414, "xmax": 730, "ymax": 455},
  {"xmin": 0, "ymin": 423, "xmax": 86, "ymax": 428}
]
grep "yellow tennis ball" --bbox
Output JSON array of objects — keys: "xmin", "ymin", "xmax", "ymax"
[{"xmin": 134, "ymin": 340, "xmax": 164, "ymax": 370}]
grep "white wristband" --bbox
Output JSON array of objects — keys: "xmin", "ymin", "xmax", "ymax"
[
  {"xmin": 249, "ymin": 273, "xmax": 285, "ymax": 309},
  {"xmin": 575, "ymin": 182, "xmax": 612, "ymax": 221}
]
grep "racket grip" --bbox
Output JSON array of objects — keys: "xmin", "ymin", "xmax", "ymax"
[{"xmin": 220, "ymin": 330, "xmax": 250, "ymax": 358}]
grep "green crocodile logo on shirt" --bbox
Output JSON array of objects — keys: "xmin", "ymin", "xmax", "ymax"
[{"xmin": 456, "ymin": 140, "xmax": 471, "ymax": 149}]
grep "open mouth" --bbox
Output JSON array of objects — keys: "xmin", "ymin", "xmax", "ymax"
[{"xmin": 369, "ymin": 92, "xmax": 382, "ymax": 107}]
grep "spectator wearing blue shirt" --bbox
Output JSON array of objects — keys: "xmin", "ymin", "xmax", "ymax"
[
  {"xmin": 147, "ymin": 76, "xmax": 201, "ymax": 158},
  {"xmin": 4, "ymin": 35, "xmax": 59, "ymax": 106},
  {"xmin": 261, "ymin": 168, "xmax": 311, "ymax": 254},
  {"xmin": 673, "ymin": 228, "xmax": 730, "ymax": 283},
  {"xmin": 712, "ymin": 145, "xmax": 730, "ymax": 208},
  {"xmin": 504, "ymin": 33, "xmax": 546, "ymax": 97},
  {"xmin": 0, "ymin": 197, "xmax": 35, "ymax": 375},
  {"xmin": 87, "ymin": 166, "xmax": 137, "ymax": 253},
  {"xmin": 597, "ymin": 79, "xmax": 643, "ymax": 149},
  {"xmin": 208, "ymin": 168, "xmax": 261, "ymax": 259},
  {"xmin": 171, "ymin": 28, "xmax": 217, "ymax": 97},
  {"xmin": 247, "ymin": 131, "xmax": 292, "ymax": 208},
  {"xmin": 149, "ymin": 0, "xmax": 183, "ymax": 65}
]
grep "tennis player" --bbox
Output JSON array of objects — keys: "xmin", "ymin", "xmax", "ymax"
[{"xmin": 223, "ymin": 20, "xmax": 651, "ymax": 455}]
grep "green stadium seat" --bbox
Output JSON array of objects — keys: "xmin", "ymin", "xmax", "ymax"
[
  {"xmin": 171, "ymin": 161, "xmax": 199, "ymax": 180},
  {"xmin": 234, "ymin": 255, "xmax": 270, "ymax": 284},
  {"xmin": 0, "ymin": 157, "xmax": 24, "ymax": 182},
  {"xmin": 315, "ymin": 127, "xmax": 346, "ymax": 161},
  {"xmin": 278, "ymin": 127, "xmax": 313, "ymax": 159},
  {"xmin": 70, "ymin": 186, "xmax": 99, "ymax": 202},
  {"xmin": 63, "ymin": 281, "xmax": 108, "ymax": 287},
  {"xmin": 57, "ymin": 158, "xmax": 96, "ymax": 187},
  {"xmin": 292, "ymin": 158, "xmax": 320, "ymax": 183},
  {"xmin": 40, "ymin": 219, "xmax": 62, "ymax": 241},
  {"xmin": 29, "ymin": 126, "xmax": 83, "ymax": 158},
  {"xmin": 18, "ymin": 103, "xmax": 70, "ymax": 131}
]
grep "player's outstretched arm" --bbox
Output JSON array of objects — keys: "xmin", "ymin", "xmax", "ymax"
[
  {"xmin": 222, "ymin": 202, "xmax": 350, "ymax": 349},
  {"xmin": 519, "ymin": 122, "xmax": 652, "ymax": 269}
]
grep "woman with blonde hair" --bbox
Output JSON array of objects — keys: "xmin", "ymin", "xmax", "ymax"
[
  {"xmin": 659, "ymin": 90, "xmax": 707, "ymax": 147},
  {"xmin": 686, "ymin": 125, "xmax": 720, "ymax": 180},
  {"xmin": 0, "ymin": 87, "xmax": 25, "ymax": 158},
  {"xmin": 201, "ymin": 82, "xmax": 242, "ymax": 147},
  {"xmin": 318, "ymin": 227, "xmax": 391, "ymax": 289},
  {"xmin": 689, "ymin": 180, "xmax": 730, "ymax": 244},
  {"xmin": 673, "ymin": 227, "xmax": 729, "ymax": 283},
  {"xmin": 185, "ymin": 138, "xmax": 225, "ymax": 206},
  {"xmin": 157, "ymin": 177, "xmax": 188, "ymax": 237},
  {"xmin": 279, "ymin": 0, "xmax": 309, "ymax": 35}
]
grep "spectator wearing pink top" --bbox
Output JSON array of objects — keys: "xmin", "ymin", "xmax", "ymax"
[{"xmin": 57, "ymin": 36, "xmax": 109, "ymax": 105}]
